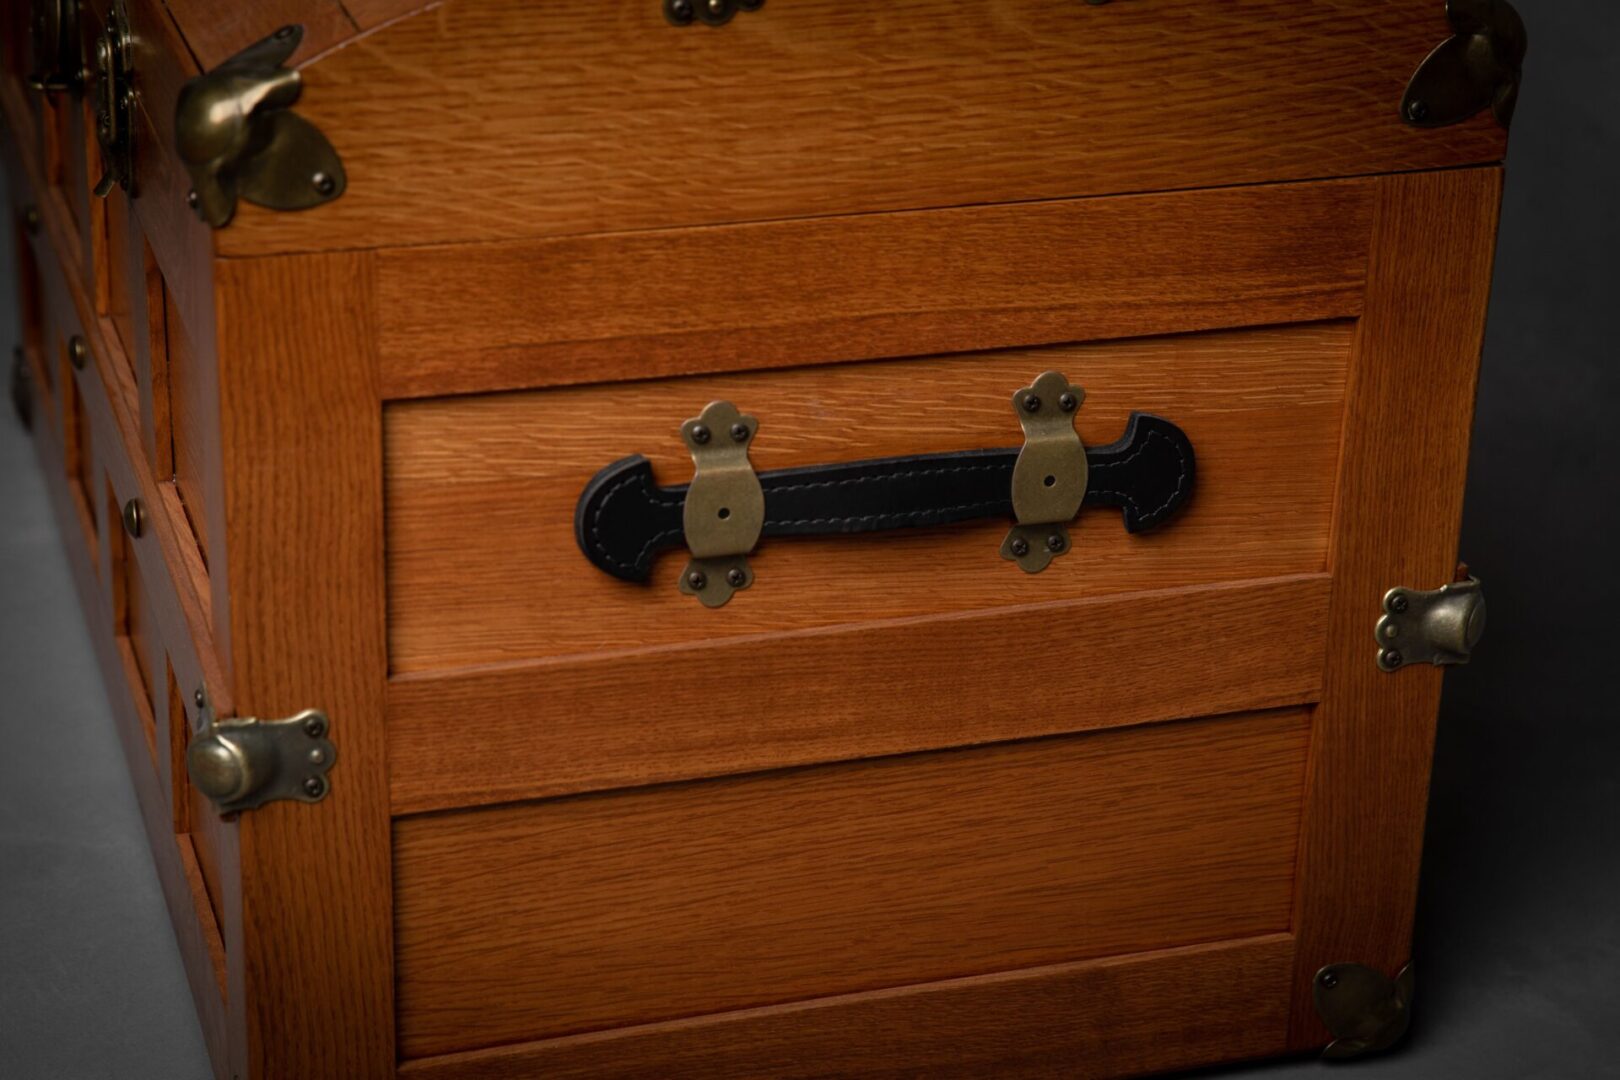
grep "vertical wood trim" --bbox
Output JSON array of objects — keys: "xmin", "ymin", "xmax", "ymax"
[
  {"xmin": 214, "ymin": 252, "xmax": 393, "ymax": 1079},
  {"xmin": 1287, "ymin": 166, "xmax": 1502, "ymax": 1048}
]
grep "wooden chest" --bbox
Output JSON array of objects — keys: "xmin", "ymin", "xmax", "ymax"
[{"xmin": 3, "ymin": 1, "xmax": 1518, "ymax": 1076}]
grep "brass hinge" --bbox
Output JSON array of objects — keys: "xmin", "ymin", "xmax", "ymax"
[
  {"xmin": 1376, "ymin": 573, "xmax": 1485, "ymax": 672},
  {"xmin": 1403, "ymin": 0, "xmax": 1526, "ymax": 128},
  {"xmin": 185, "ymin": 687, "xmax": 336, "ymax": 815},
  {"xmin": 175, "ymin": 25, "xmax": 346, "ymax": 228}
]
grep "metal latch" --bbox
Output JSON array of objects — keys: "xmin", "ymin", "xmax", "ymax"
[
  {"xmin": 185, "ymin": 688, "xmax": 336, "ymax": 814},
  {"xmin": 1376, "ymin": 574, "xmax": 1486, "ymax": 672},
  {"xmin": 677, "ymin": 401, "xmax": 763, "ymax": 607},
  {"xmin": 1001, "ymin": 371, "xmax": 1087, "ymax": 573},
  {"xmin": 90, "ymin": 1, "xmax": 134, "ymax": 197}
]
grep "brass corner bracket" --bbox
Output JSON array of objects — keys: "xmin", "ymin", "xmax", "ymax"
[
  {"xmin": 1314, "ymin": 962, "xmax": 1416, "ymax": 1060},
  {"xmin": 1403, "ymin": 0, "xmax": 1526, "ymax": 128},
  {"xmin": 175, "ymin": 24, "xmax": 346, "ymax": 228}
]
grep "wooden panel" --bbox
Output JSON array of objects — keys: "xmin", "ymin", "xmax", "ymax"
[
  {"xmin": 160, "ymin": 0, "xmax": 357, "ymax": 70},
  {"xmin": 389, "ymin": 565, "xmax": 1327, "ymax": 808},
  {"xmin": 400, "ymin": 934, "xmax": 1294, "ymax": 1080},
  {"xmin": 395, "ymin": 709, "xmax": 1311, "ymax": 1057},
  {"xmin": 376, "ymin": 179, "xmax": 1373, "ymax": 399},
  {"xmin": 1286, "ymin": 167, "xmax": 1503, "ymax": 1045},
  {"xmin": 225, "ymin": 0, "xmax": 1504, "ymax": 257},
  {"xmin": 213, "ymin": 252, "xmax": 395, "ymax": 1079},
  {"xmin": 386, "ymin": 322, "xmax": 1350, "ymax": 671}
]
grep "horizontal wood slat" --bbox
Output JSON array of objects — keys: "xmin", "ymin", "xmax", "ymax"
[
  {"xmin": 387, "ymin": 572, "xmax": 1330, "ymax": 814},
  {"xmin": 394, "ymin": 711, "xmax": 1310, "ymax": 1057},
  {"xmin": 398, "ymin": 933, "xmax": 1295, "ymax": 1080},
  {"xmin": 375, "ymin": 179, "xmax": 1373, "ymax": 399},
  {"xmin": 222, "ymin": 0, "xmax": 1503, "ymax": 256},
  {"xmin": 385, "ymin": 322, "xmax": 1352, "ymax": 673}
]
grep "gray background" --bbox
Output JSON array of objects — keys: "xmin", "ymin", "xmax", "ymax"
[{"xmin": 1, "ymin": 2, "xmax": 1615, "ymax": 1076}]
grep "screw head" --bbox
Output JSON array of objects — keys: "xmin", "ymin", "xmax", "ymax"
[
  {"xmin": 667, "ymin": 0, "xmax": 694, "ymax": 22},
  {"xmin": 690, "ymin": 424, "xmax": 711, "ymax": 445},
  {"xmin": 186, "ymin": 189, "xmax": 199, "ymax": 209},
  {"xmin": 68, "ymin": 335, "xmax": 87, "ymax": 370},
  {"xmin": 1320, "ymin": 971, "xmax": 1339, "ymax": 989},
  {"xmin": 726, "ymin": 567, "xmax": 747, "ymax": 587},
  {"xmin": 1390, "ymin": 594, "xmax": 1410, "ymax": 614},
  {"xmin": 194, "ymin": 687, "xmax": 207, "ymax": 709},
  {"xmin": 1059, "ymin": 392, "xmax": 1078, "ymax": 412},
  {"xmin": 302, "ymin": 776, "xmax": 326, "ymax": 798},
  {"xmin": 687, "ymin": 570, "xmax": 707, "ymax": 590},
  {"xmin": 121, "ymin": 498, "xmax": 146, "ymax": 538},
  {"xmin": 730, "ymin": 422, "xmax": 750, "ymax": 443},
  {"xmin": 1010, "ymin": 537, "xmax": 1030, "ymax": 557},
  {"xmin": 307, "ymin": 747, "xmax": 327, "ymax": 766},
  {"xmin": 1382, "ymin": 649, "xmax": 1404, "ymax": 668},
  {"xmin": 312, "ymin": 171, "xmax": 337, "ymax": 196},
  {"xmin": 302, "ymin": 713, "xmax": 327, "ymax": 738},
  {"xmin": 1406, "ymin": 98, "xmax": 1429, "ymax": 123},
  {"xmin": 1021, "ymin": 393, "xmax": 1041, "ymax": 413},
  {"xmin": 1046, "ymin": 532, "xmax": 1066, "ymax": 553},
  {"xmin": 708, "ymin": 0, "xmax": 725, "ymax": 12}
]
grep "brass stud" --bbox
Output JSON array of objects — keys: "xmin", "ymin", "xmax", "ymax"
[
  {"xmin": 68, "ymin": 335, "xmax": 88, "ymax": 370},
  {"xmin": 1406, "ymin": 99, "xmax": 1429, "ymax": 123},
  {"xmin": 1320, "ymin": 971, "xmax": 1339, "ymax": 989},
  {"xmin": 121, "ymin": 497, "xmax": 147, "ymax": 538},
  {"xmin": 311, "ymin": 171, "xmax": 336, "ymax": 197}
]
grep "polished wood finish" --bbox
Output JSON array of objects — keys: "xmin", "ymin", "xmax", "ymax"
[
  {"xmin": 376, "ymin": 179, "xmax": 1373, "ymax": 399},
  {"xmin": 212, "ymin": 252, "xmax": 395, "ymax": 1079},
  {"xmin": 396, "ymin": 709, "xmax": 1311, "ymax": 1057},
  {"xmin": 401, "ymin": 935, "xmax": 1296, "ymax": 1080},
  {"xmin": 212, "ymin": 0, "xmax": 1504, "ymax": 257},
  {"xmin": 1286, "ymin": 167, "xmax": 1503, "ymax": 1047},
  {"xmin": 386, "ymin": 322, "xmax": 1352, "ymax": 671},
  {"xmin": 4, "ymin": 0, "xmax": 1509, "ymax": 1074}
]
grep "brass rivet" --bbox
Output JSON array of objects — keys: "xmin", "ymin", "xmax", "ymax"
[
  {"xmin": 1407, "ymin": 99, "xmax": 1429, "ymax": 122},
  {"xmin": 312, "ymin": 171, "xmax": 336, "ymax": 196},
  {"xmin": 687, "ymin": 570, "xmax": 707, "ymax": 590},
  {"xmin": 302, "ymin": 714, "xmax": 327, "ymax": 738},
  {"xmin": 307, "ymin": 748, "xmax": 327, "ymax": 766},
  {"xmin": 1010, "ymin": 537, "xmax": 1030, "ymax": 557},
  {"xmin": 668, "ymin": 0, "xmax": 694, "ymax": 22},
  {"xmin": 690, "ymin": 424, "xmax": 711, "ymax": 445},
  {"xmin": 707, "ymin": 0, "xmax": 725, "ymax": 12},
  {"xmin": 1320, "ymin": 971, "xmax": 1339, "ymax": 989},
  {"xmin": 121, "ymin": 497, "xmax": 147, "ymax": 538},
  {"xmin": 1059, "ymin": 392, "xmax": 1078, "ymax": 412},
  {"xmin": 726, "ymin": 568, "xmax": 746, "ymax": 588},
  {"xmin": 1390, "ymin": 594, "xmax": 1410, "ymax": 614},
  {"xmin": 1021, "ymin": 394, "xmax": 1041, "ymax": 413},
  {"xmin": 68, "ymin": 335, "xmax": 88, "ymax": 370},
  {"xmin": 1046, "ymin": 533, "xmax": 1065, "ymax": 553},
  {"xmin": 729, "ymin": 422, "xmax": 750, "ymax": 443},
  {"xmin": 302, "ymin": 776, "xmax": 326, "ymax": 798},
  {"xmin": 1382, "ymin": 649, "xmax": 1403, "ymax": 668}
]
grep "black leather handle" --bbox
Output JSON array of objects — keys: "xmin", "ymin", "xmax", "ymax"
[{"xmin": 576, "ymin": 412, "xmax": 1194, "ymax": 583}]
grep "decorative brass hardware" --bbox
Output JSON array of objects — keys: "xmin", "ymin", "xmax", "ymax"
[
  {"xmin": 91, "ymin": 1, "xmax": 135, "ymax": 197},
  {"xmin": 1403, "ymin": 0, "xmax": 1526, "ymax": 128},
  {"xmin": 1314, "ymin": 963, "xmax": 1415, "ymax": 1060},
  {"xmin": 120, "ymin": 497, "xmax": 147, "ymax": 538},
  {"xmin": 1001, "ymin": 371, "xmax": 1087, "ymax": 574},
  {"xmin": 1376, "ymin": 574, "xmax": 1485, "ymax": 671},
  {"xmin": 175, "ymin": 25, "xmax": 347, "ymax": 229},
  {"xmin": 186, "ymin": 688, "xmax": 336, "ymax": 815},
  {"xmin": 68, "ymin": 334, "xmax": 87, "ymax": 370},
  {"xmin": 665, "ymin": 0, "xmax": 764, "ymax": 28},
  {"xmin": 10, "ymin": 347, "xmax": 32, "ymax": 431},
  {"xmin": 27, "ymin": 0, "xmax": 83, "ymax": 95},
  {"xmin": 677, "ymin": 401, "xmax": 763, "ymax": 607}
]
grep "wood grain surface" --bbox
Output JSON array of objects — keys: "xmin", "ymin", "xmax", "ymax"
[
  {"xmin": 219, "ymin": 0, "xmax": 1505, "ymax": 256},
  {"xmin": 388, "ymin": 573, "xmax": 1329, "ymax": 814},
  {"xmin": 386, "ymin": 322, "xmax": 1352, "ymax": 671},
  {"xmin": 213, "ymin": 253, "xmax": 395, "ymax": 1079},
  {"xmin": 376, "ymin": 178, "xmax": 1373, "ymax": 399},
  {"xmin": 1285, "ymin": 167, "xmax": 1503, "ymax": 1047},
  {"xmin": 400, "ymin": 934, "xmax": 1295, "ymax": 1080},
  {"xmin": 395, "ymin": 709, "xmax": 1311, "ymax": 1057}
]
